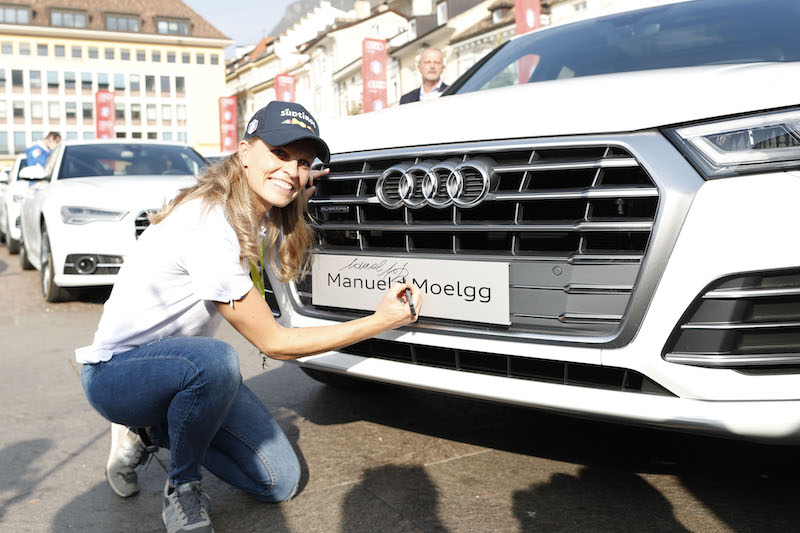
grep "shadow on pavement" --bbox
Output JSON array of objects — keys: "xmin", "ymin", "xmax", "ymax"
[
  {"xmin": 513, "ymin": 467, "xmax": 690, "ymax": 533},
  {"xmin": 342, "ymin": 465, "xmax": 449, "ymax": 533},
  {"xmin": 0, "ymin": 258, "xmax": 7, "ymax": 274},
  {"xmin": 0, "ymin": 439, "xmax": 52, "ymax": 521}
]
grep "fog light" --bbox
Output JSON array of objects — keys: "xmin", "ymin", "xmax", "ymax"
[{"xmin": 75, "ymin": 255, "xmax": 97, "ymax": 274}]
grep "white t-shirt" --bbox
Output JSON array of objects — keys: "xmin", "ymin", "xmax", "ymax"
[{"xmin": 75, "ymin": 199, "xmax": 254, "ymax": 364}]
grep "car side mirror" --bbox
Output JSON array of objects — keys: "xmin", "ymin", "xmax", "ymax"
[{"xmin": 18, "ymin": 165, "xmax": 47, "ymax": 180}]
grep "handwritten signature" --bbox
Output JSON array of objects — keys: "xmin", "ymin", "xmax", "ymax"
[{"xmin": 339, "ymin": 258, "xmax": 409, "ymax": 279}]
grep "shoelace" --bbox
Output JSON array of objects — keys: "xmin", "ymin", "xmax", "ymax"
[{"xmin": 174, "ymin": 482, "xmax": 210, "ymax": 524}]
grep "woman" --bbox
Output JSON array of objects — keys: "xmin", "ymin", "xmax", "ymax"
[{"xmin": 76, "ymin": 101, "xmax": 421, "ymax": 533}]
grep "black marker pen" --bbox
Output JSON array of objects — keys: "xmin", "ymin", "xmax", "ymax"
[{"xmin": 401, "ymin": 278, "xmax": 416, "ymax": 318}]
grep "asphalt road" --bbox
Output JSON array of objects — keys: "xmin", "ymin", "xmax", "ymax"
[{"xmin": 1, "ymin": 243, "xmax": 799, "ymax": 533}]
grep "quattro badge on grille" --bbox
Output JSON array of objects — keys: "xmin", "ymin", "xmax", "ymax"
[{"xmin": 319, "ymin": 205, "xmax": 351, "ymax": 214}]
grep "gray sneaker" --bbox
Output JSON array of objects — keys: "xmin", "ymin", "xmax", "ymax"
[
  {"xmin": 105, "ymin": 423, "xmax": 155, "ymax": 498},
  {"xmin": 162, "ymin": 481, "xmax": 214, "ymax": 533}
]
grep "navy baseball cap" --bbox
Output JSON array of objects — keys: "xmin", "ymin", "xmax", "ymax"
[{"xmin": 243, "ymin": 101, "xmax": 330, "ymax": 164}]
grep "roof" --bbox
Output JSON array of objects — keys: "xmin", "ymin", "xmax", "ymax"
[{"xmin": 17, "ymin": 0, "xmax": 228, "ymax": 40}]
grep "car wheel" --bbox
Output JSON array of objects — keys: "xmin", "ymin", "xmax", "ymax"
[
  {"xmin": 41, "ymin": 226, "xmax": 70, "ymax": 302},
  {"xmin": 19, "ymin": 238, "xmax": 35, "ymax": 270},
  {"xmin": 299, "ymin": 367, "xmax": 378, "ymax": 391}
]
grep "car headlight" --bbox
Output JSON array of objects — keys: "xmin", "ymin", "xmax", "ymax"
[
  {"xmin": 663, "ymin": 108, "xmax": 800, "ymax": 179},
  {"xmin": 60, "ymin": 206, "xmax": 128, "ymax": 225}
]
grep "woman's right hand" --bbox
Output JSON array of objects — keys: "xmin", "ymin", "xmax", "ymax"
[{"xmin": 373, "ymin": 281, "xmax": 422, "ymax": 329}]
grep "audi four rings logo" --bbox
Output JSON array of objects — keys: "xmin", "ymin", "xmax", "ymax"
[{"xmin": 376, "ymin": 158, "xmax": 495, "ymax": 209}]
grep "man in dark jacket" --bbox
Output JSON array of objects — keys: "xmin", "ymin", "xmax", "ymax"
[{"xmin": 400, "ymin": 48, "xmax": 448, "ymax": 104}]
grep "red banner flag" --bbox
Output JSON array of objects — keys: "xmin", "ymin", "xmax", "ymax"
[
  {"xmin": 362, "ymin": 38, "xmax": 388, "ymax": 113},
  {"xmin": 218, "ymin": 96, "xmax": 238, "ymax": 153},
  {"xmin": 95, "ymin": 90, "xmax": 115, "ymax": 140},
  {"xmin": 275, "ymin": 74, "xmax": 296, "ymax": 103},
  {"xmin": 515, "ymin": 0, "xmax": 542, "ymax": 83}
]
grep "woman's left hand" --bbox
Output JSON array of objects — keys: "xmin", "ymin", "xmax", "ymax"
[{"xmin": 305, "ymin": 167, "xmax": 330, "ymax": 202}]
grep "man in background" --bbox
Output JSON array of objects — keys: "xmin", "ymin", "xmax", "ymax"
[
  {"xmin": 400, "ymin": 48, "xmax": 448, "ymax": 104},
  {"xmin": 25, "ymin": 131, "xmax": 61, "ymax": 167}
]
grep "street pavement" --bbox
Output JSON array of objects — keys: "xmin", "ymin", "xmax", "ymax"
[{"xmin": 2, "ymin": 243, "xmax": 800, "ymax": 532}]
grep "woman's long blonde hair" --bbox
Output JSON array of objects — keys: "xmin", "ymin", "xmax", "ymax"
[{"xmin": 150, "ymin": 139, "xmax": 315, "ymax": 282}]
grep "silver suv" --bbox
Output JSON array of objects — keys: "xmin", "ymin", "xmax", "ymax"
[{"xmin": 274, "ymin": 0, "xmax": 800, "ymax": 443}]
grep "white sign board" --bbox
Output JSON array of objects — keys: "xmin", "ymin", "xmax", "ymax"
[{"xmin": 312, "ymin": 254, "xmax": 510, "ymax": 325}]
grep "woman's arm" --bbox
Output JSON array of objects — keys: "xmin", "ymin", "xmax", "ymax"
[{"xmin": 214, "ymin": 282, "xmax": 421, "ymax": 360}]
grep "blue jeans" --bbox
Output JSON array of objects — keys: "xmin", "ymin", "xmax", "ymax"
[{"xmin": 81, "ymin": 337, "xmax": 300, "ymax": 502}]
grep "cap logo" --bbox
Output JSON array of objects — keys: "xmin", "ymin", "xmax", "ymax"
[
  {"xmin": 282, "ymin": 118, "xmax": 315, "ymax": 132},
  {"xmin": 247, "ymin": 119, "xmax": 258, "ymax": 134}
]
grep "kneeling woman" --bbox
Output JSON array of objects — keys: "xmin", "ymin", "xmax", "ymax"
[{"xmin": 76, "ymin": 102, "xmax": 421, "ymax": 533}]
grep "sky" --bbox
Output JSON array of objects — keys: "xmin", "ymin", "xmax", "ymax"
[{"xmin": 183, "ymin": 0, "xmax": 296, "ymax": 55}]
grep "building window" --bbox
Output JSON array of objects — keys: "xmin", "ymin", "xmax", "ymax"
[
  {"xmin": 19, "ymin": 42, "xmax": 30, "ymax": 55},
  {"xmin": 55, "ymin": 45, "xmax": 65, "ymax": 57},
  {"xmin": 167, "ymin": 51, "xmax": 176, "ymax": 63},
  {"xmin": 114, "ymin": 74, "xmax": 124, "ymax": 91},
  {"xmin": 81, "ymin": 72, "xmax": 92, "ymax": 91},
  {"xmin": 131, "ymin": 132, "xmax": 142, "ymax": 139},
  {"xmin": 64, "ymin": 72, "xmax": 75, "ymax": 90},
  {"xmin": 156, "ymin": 19, "xmax": 189, "ymax": 35},
  {"xmin": 145, "ymin": 75, "xmax": 155, "ymax": 93},
  {"xmin": 116, "ymin": 132, "xmax": 126, "ymax": 139},
  {"xmin": 574, "ymin": 1, "xmax": 588, "ymax": 12},
  {"xmin": 1, "ymin": 5, "xmax": 30, "ymax": 24},
  {"xmin": 160, "ymin": 76, "xmax": 170, "ymax": 94},
  {"xmin": 37, "ymin": 43, "xmax": 47, "ymax": 56},
  {"xmin": 11, "ymin": 69, "xmax": 22, "ymax": 88},
  {"xmin": 115, "ymin": 103, "xmax": 125, "ymax": 120},
  {"xmin": 12, "ymin": 100, "xmax": 23, "ymax": 118},
  {"xmin": 121, "ymin": 48, "xmax": 130, "ymax": 61},
  {"xmin": 82, "ymin": 102, "xmax": 93, "ymax": 120},
  {"xmin": 51, "ymin": 9, "xmax": 87, "ymax": 28},
  {"xmin": 146, "ymin": 104, "xmax": 156, "ymax": 121},
  {"xmin": 49, "ymin": 102, "xmax": 59, "ymax": 120},
  {"xmin": 136, "ymin": 49, "xmax": 145, "ymax": 62},
  {"xmin": 147, "ymin": 132, "xmax": 157, "ymax": 139},
  {"xmin": 47, "ymin": 71, "xmax": 58, "ymax": 90},
  {"xmin": 14, "ymin": 131, "xmax": 25, "ymax": 153},
  {"xmin": 436, "ymin": 1, "xmax": 447, "ymax": 25},
  {"xmin": 83, "ymin": 131, "xmax": 95, "ymax": 140},
  {"xmin": 72, "ymin": 45, "xmax": 82, "ymax": 58},
  {"xmin": 175, "ymin": 76, "xmax": 185, "ymax": 94},
  {"xmin": 181, "ymin": 52, "xmax": 190, "ymax": 64},
  {"xmin": 161, "ymin": 104, "xmax": 172, "ymax": 120},
  {"xmin": 0, "ymin": 101, "xmax": 6, "ymax": 120},
  {"xmin": 0, "ymin": 132, "xmax": 7, "ymax": 154},
  {"xmin": 105, "ymin": 14, "xmax": 139, "ymax": 32},
  {"xmin": 163, "ymin": 132, "xmax": 173, "ymax": 141},
  {"xmin": 66, "ymin": 131, "xmax": 77, "ymax": 140},
  {"xmin": 130, "ymin": 74, "xmax": 140, "ymax": 92},
  {"xmin": 105, "ymin": 47, "xmax": 115, "ymax": 60},
  {"xmin": 195, "ymin": 53, "xmax": 205, "ymax": 65},
  {"xmin": 98, "ymin": 73, "xmax": 109, "ymax": 90},
  {"xmin": 31, "ymin": 101, "xmax": 42, "ymax": 119},
  {"xmin": 89, "ymin": 46, "xmax": 98, "ymax": 59},
  {"xmin": 176, "ymin": 104, "xmax": 186, "ymax": 121},
  {"xmin": 29, "ymin": 70, "xmax": 41, "ymax": 89},
  {"xmin": 1, "ymin": 41, "xmax": 11, "ymax": 54},
  {"xmin": 65, "ymin": 102, "xmax": 76, "ymax": 119},
  {"xmin": 0, "ymin": 69, "xmax": 4, "ymax": 89},
  {"xmin": 152, "ymin": 50, "xmax": 161, "ymax": 62},
  {"xmin": 131, "ymin": 103, "xmax": 141, "ymax": 120},
  {"xmin": 210, "ymin": 54, "xmax": 219, "ymax": 65}
]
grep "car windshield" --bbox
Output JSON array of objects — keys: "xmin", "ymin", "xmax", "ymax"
[
  {"xmin": 453, "ymin": 0, "xmax": 800, "ymax": 95},
  {"xmin": 59, "ymin": 144, "xmax": 207, "ymax": 179}
]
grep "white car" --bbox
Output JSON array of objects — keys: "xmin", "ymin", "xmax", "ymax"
[
  {"xmin": 278, "ymin": 0, "xmax": 800, "ymax": 443},
  {"xmin": 19, "ymin": 140, "xmax": 205, "ymax": 301},
  {"xmin": 0, "ymin": 154, "xmax": 31, "ymax": 254}
]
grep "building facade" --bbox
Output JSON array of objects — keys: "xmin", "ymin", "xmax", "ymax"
[{"xmin": 0, "ymin": 0, "xmax": 230, "ymax": 164}]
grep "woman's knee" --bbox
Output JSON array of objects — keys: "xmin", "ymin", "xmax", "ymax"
[
  {"xmin": 252, "ymin": 455, "xmax": 301, "ymax": 503},
  {"xmin": 193, "ymin": 338, "xmax": 241, "ymax": 393}
]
